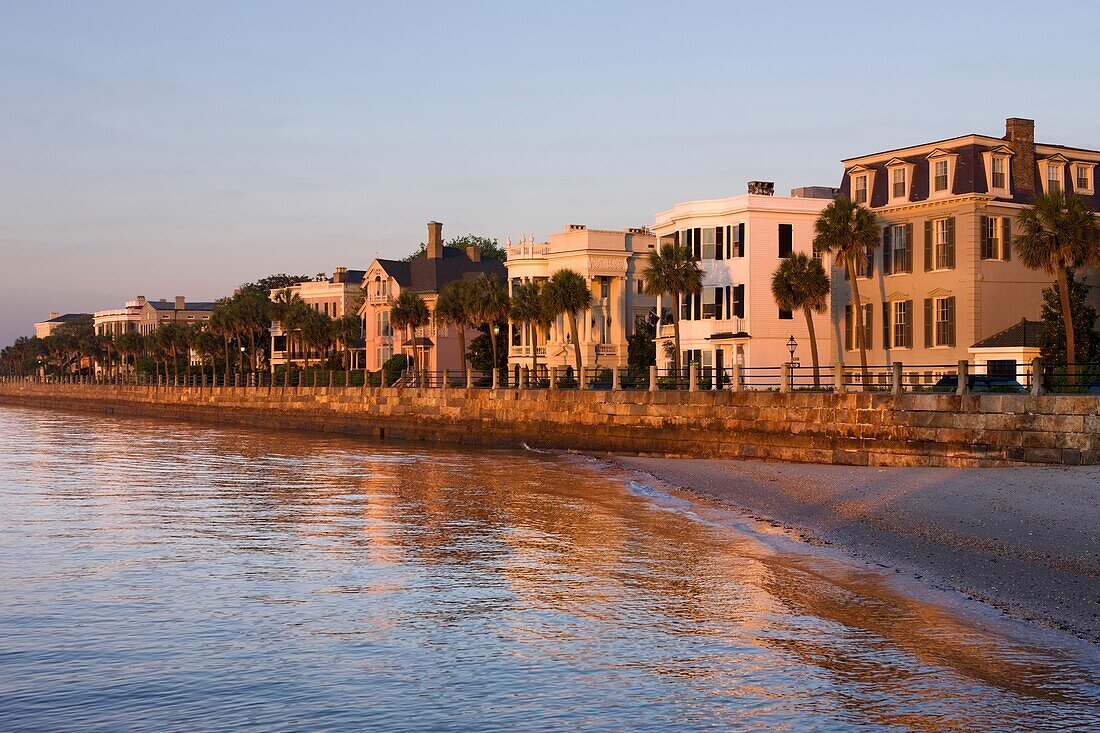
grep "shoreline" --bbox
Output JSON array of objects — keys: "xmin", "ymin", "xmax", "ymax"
[{"xmin": 608, "ymin": 456, "xmax": 1100, "ymax": 645}]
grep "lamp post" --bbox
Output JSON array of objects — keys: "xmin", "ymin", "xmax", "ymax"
[{"xmin": 787, "ymin": 335, "xmax": 798, "ymax": 367}]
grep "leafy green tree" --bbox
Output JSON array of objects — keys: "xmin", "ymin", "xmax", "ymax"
[
  {"xmin": 117, "ymin": 331, "xmax": 145, "ymax": 380},
  {"xmin": 627, "ymin": 321, "xmax": 656, "ymax": 373},
  {"xmin": 813, "ymin": 197, "xmax": 879, "ymax": 387},
  {"xmin": 641, "ymin": 243, "xmax": 702, "ymax": 373},
  {"xmin": 1015, "ymin": 191, "xmax": 1100, "ymax": 379},
  {"xmin": 1038, "ymin": 269, "xmax": 1100, "ymax": 369},
  {"xmin": 401, "ymin": 234, "xmax": 506, "ymax": 262},
  {"xmin": 466, "ymin": 326, "xmax": 508, "ymax": 374},
  {"xmin": 771, "ymin": 253, "xmax": 831, "ymax": 386}
]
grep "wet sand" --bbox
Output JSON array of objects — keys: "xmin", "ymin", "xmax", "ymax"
[{"xmin": 612, "ymin": 457, "xmax": 1100, "ymax": 644}]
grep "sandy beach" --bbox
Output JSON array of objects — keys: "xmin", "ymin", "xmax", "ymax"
[{"xmin": 613, "ymin": 457, "xmax": 1100, "ymax": 644}]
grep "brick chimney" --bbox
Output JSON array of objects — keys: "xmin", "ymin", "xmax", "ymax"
[
  {"xmin": 49, "ymin": 312, "xmax": 60, "ymax": 320},
  {"xmin": 1004, "ymin": 117, "xmax": 1035, "ymax": 195},
  {"xmin": 333, "ymin": 266, "xmax": 347, "ymax": 283},
  {"xmin": 465, "ymin": 246, "xmax": 481, "ymax": 262},
  {"xmin": 174, "ymin": 296, "xmax": 185, "ymax": 310},
  {"xmin": 427, "ymin": 221, "xmax": 443, "ymax": 259}
]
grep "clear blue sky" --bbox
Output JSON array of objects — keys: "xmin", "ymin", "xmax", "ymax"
[{"xmin": 2, "ymin": 1, "xmax": 1097, "ymax": 344}]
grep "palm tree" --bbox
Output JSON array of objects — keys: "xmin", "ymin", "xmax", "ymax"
[
  {"xmin": 117, "ymin": 331, "xmax": 145, "ymax": 382},
  {"xmin": 1015, "ymin": 191, "xmax": 1100, "ymax": 380},
  {"xmin": 434, "ymin": 281, "xmax": 473, "ymax": 373},
  {"xmin": 542, "ymin": 269, "xmax": 591, "ymax": 376},
  {"xmin": 298, "ymin": 309, "xmax": 333, "ymax": 385},
  {"xmin": 510, "ymin": 281, "xmax": 547, "ymax": 380},
  {"xmin": 771, "ymin": 253, "xmax": 831, "ymax": 387},
  {"xmin": 389, "ymin": 290, "xmax": 431, "ymax": 384},
  {"xmin": 209, "ymin": 301, "xmax": 238, "ymax": 383},
  {"xmin": 641, "ymin": 242, "xmax": 704, "ymax": 374},
  {"xmin": 331, "ymin": 314, "xmax": 362, "ymax": 386},
  {"xmin": 469, "ymin": 275, "xmax": 510, "ymax": 382},
  {"xmin": 813, "ymin": 197, "xmax": 879, "ymax": 387}
]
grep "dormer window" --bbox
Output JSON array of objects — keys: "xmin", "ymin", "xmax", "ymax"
[
  {"xmin": 1073, "ymin": 163, "xmax": 1095, "ymax": 195},
  {"xmin": 1048, "ymin": 164, "xmax": 1062, "ymax": 193},
  {"xmin": 991, "ymin": 156, "xmax": 1006, "ymax": 189},
  {"xmin": 892, "ymin": 167, "xmax": 907, "ymax": 199},
  {"xmin": 854, "ymin": 174, "xmax": 868, "ymax": 204},
  {"xmin": 933, "ymin": 160, "xmax": 949, "ymax": 192},
  {"xmin": 885, "ymin": 159, "xmax": 913, "ymax": 203}
]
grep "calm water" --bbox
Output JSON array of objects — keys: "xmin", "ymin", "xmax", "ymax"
[{"xmin": 0, "ymin": 406, "xmax": 1097, "ymax": 732}]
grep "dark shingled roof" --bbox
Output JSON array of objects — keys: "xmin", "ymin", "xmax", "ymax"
[
  {"xmin": 43, "ymin": 313, "xmax": 90, "ymax": 323},
  {"xmin": 971, "ymin": 319, "xmax": 1042, "ymax": 349},
  {"xmin": 333, "ymin": 269, "xmax": 367, "ymax": 285},
  {"xmin": 375, "ymin": 247, "xmax": 505, "ymax": 293},
  {"xmin": 148, "ymin": 301, "xmax": 217, "ymax": 311}
]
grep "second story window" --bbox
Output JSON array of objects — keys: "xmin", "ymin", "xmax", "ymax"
[
  {"xmin": 926, "ymin": 217, "xmax": 956, "ymax": 271},
  {"xmin": 991, "ymin": 156, "xmax": 1006, "ymax": 189},
  {"xmin": 884, "ymin": 224, "xmax": 911, "ymax": 274},
  {"xmin": 1076, "ymin": 164, "xmax": 1092, "ymax": 192},
  {"xmin": 701, "ymin": 228, "xmax": 716, "ymax": 260},
  {"xmin": 892, "ymin": 167, "xmax": 907, "ymax": 199},
  {"xmin": 377, "ymin": 311, "xmax": 392, "ymax": 338},
  {"xmin": 933, "ymin": 160, "xmax": 949, "ymax": 192},
  {"xmin": 854, "ymin": 175, "xmax": 868, "ymax": 204}
]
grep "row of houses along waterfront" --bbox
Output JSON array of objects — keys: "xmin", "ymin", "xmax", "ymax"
[{"xmin": 33, "ymin": 117, "xmax": 1100, "ymax": 381}]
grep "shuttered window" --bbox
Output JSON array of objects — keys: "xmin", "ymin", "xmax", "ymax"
[
  {"xmin": 715, "ymin": 226, "xmax": 724, "ymax": 260},
  {"xmin": 844, "ymin": 305, "xmax": 853, "ymax": 351},
  {"xmin": 1002, "ymin": 218, "xmax": 1012, "ymax": 261},
  {"xmin": 893, "ymin": 301, "xmax": 912, "ymax": 348},
  {"xmin": 933, "ymin": 217, "xmax": 955, "ymax": 269},
  {"xmin": 733, "ymin": 285, "xmax": 745, "ymax": 319},
  {"xmin": 934, "ymin": 296, "xmax": 956, "ymax": 347},
  {"xmin": 882, "ymin": 302, "xmax": 891, "ymax": 349},
  {"xmin": 701, "ymin": 228, "xmax": 716, "ymax": 260},
  {"xmin": 862, "ymin": 304, "xmax": 873, "ymax": 351}
]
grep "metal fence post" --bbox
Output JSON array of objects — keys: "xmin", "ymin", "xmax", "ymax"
[
  {"xmin": 1030, "ymin": 357, "xmax": 1044, "ymax": 396},
  {"xmin": 834, "ymin": 363, "xmax": 846, "ymax": 395},
  {"xmin": 956, "ymin": 360, "xmax": 969, "ymax": 396},
  {"xmin": 689, "ymin": 364, "xmax": 698, "ymax": 392},
  {"xmin": 780, "ymin": 363, "xmax": 791, "ymax": 393},
  {"xmin": 891, "ymin": 361, "xmax": 903, "ymax": 395},
  {"xmin": 649, "ymin": 365, "xmax": 657, "ymax": 392}
]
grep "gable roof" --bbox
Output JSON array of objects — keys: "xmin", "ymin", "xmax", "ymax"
[
  {"xmin": 971, "ymin": 319, "xmax": 1042, "ymax": 349},
  {"xmin": 374, "ymin": 247, "xmax": 505, "ymax": 293}
]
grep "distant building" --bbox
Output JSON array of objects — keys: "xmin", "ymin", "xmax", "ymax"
[
  {"xmin": 359, "ymin": 221, "xmax": 506, "ymax": 374},
  {"xmin": 94, "ymin": 297, "xmax": 146, "ymax": 338},
  {"xmin": 504, "ymin": 224, "xmax": 656, "ymax": 375},
  {"xmin": 834, "ymin": 117, "xmax": 1100, "ymax": 375},
  {"xmin": 34, "ymin": 312, "xmax": 90, "ymax": 339},
  {"xmin": 138, "ymin": 297, "xmax": 216, "ymax": 336},
  {"xmin": 968, "ymin": 318, "xmax": 1042, "ymax": 380},
  {"xmin": 651, "ymin": 183, "xmax": 833, "ymax": 374},
  {"xmin": 269, "ymin": 268, "xmax": 367, "ymax": 369}
]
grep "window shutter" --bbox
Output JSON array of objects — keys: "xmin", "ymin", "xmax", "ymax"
[
  {"xmin": 904, "ymin": 300, "xmax": 913, "ymax": 348},
  {"xmin": 737, "ymin": 224, "xmax": 745, "ymax": 257},
  {"xmin": 725, "ymin": 225, "xmax": 732, "ymax": 259},
  {"xmin": 693, "ymin": 228, "xmax": 702, "ymax": 259},
  {"xmin": 673, "ymin": 230, "xmax": 681, "ymax": 248},
  {"xmin": 882, "ymin": 302, "xmax": 891, "ymax": 349},
  {"xmin": 924, "ymin": 299, "xmax": 933, "ymax": 348},
  {"xmin": 924, "ymin": 220, "xmax": 933, "ymax": 271},
  {"xmin": 715, "ymin": 226, "xmax": 724, "ymax": 260},
  {"xmin": 979, "ymin": 215, "xmax": 990, "ymax": 259},
  {"xmin": 882, "ymin": 227, "xmax": 892, "ymax": 275},
  {"xmin": 946, "ymin": 296, "xmax": 956, "ymax": 347},
  {"xmin": 734, "ymin": 285, "xmax": 745, "ymax": 319},
  {"xmin": 904, "ymin": 223, "xmax": 914, "ymax": 272},
  {"xmin": 844, "ymin": 305, "xmax": 852, "ymax": 351},
  {"xmin": 1002, "ymin": 218, "xmax": 1012, "ymax": 261},
  {"xmin": 946, "ymin": 217, "xmax": 956, "ymax": 269},
  {"xmin": 864, "ymin": 305, "xmax": 873, "ymax": 351},
  {"xmin": 715, "ymin": 286, "xmax": 723, "ymax": 316},
  {"xmin": 725, "ymin": 285, "xmax": 731, "ymax": 319},
  {"xmin": 694, "ymin": 292, "xmax": 702, "ymax": 321},
  {"xmin": 864, "ymin": 245, "xmax": 874, "ymax": 278}
]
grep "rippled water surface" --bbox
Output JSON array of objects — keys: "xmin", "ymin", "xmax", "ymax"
[{"xmin": 0, "ymin": 406, "xmax": 1097, "ymax": 732}]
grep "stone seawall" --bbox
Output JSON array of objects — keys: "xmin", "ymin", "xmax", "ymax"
[{"xmin": 1, "ymin": 382, "xmax": 1098, "ymax": 466}]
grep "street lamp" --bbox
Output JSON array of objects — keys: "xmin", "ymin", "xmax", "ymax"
[{"xmin": 787, "ymin": 335, "xmax": 798, "ymax": 366}]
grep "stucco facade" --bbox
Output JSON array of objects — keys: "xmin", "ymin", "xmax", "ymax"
[
  {"xmin": 137, "ymin": 297, "xmax": 215, "ymax": 336},
  {"xmin": 834, "ymin": 118, "xmax": 1100, "ymax": 380},
  {"xmin": 651, "ymin": 190, "xmax": 833, "ymax": 375},
  {"xmin": 504, "ymin": 225, "xmax": 656, "ymax": 375},
  {"xmin": 94, "ymin": 297, "xmax": 146, "ymax": 338},
  {"xmin": 269, "ymin": 268, "xmax": 367, "ymax": 369}
]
